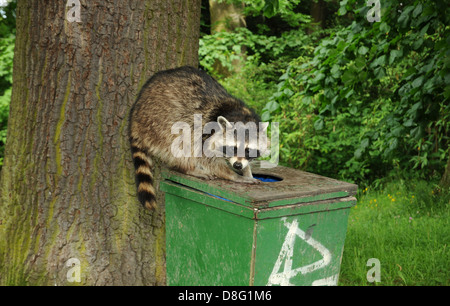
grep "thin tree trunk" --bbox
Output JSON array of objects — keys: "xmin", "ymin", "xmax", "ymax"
[
  {"xmin": 308, "ymin": 0, "xmax": 326, "ymax": 34},
  {"xmin": 209, "ymin": 0, "xmax": 245, "ymax": 33},
  {"xmin": 208, "ymin": 0, "xmax": 246, "ymax": 77},
  {"xmin": 440, "ymin": 152, "xmax": 450, "ymax": 189},
  {"xmin": 0, "ymin": 0, "xmax": 201, "ymax": 286}
]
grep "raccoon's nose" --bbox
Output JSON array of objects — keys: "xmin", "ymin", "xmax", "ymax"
[{"xmin": 233, "ymin": 161, "xmax": 243, "ymax": 170}]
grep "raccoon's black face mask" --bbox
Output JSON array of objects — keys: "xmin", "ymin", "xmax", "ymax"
[
  {"xmin": 215, "ymin": 116, "xmax": 261, "ymax": 171},
  {"xmin": 219, "ymin": 145, "xmax": 261, "ymax": 170},
  {"xmin": 202, "ymin": 115, "xmax": 267, "ymax": 172}
]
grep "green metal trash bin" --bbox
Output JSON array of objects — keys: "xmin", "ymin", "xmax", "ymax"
[{"xmin": 160, "ymin": 164, "xmax": 357, "ymax": 286}]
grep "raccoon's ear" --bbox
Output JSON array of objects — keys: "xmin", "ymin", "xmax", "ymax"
[{"xmin": 217, "ymin": 116, "xmax": 232, "ymax": 130}]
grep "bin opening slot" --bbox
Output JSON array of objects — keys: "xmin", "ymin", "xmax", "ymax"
[{"xmin": 253, "ymin": 174, "xmax": 283, "ymax": 182}]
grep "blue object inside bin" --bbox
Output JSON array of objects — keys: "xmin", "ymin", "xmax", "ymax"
[{"xmin": 253, "ymin": 174, "xmax": 281, "ymax": 182}]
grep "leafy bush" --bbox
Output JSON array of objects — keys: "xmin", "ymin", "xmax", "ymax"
[
  {"xmin": 198, "ymin": 19, "xmax": 320, "ymax": 117},
  {"xmin": 199, "ymin": 26, "xmax": 313, "ymax": 77},
  {"xmin": 0, "ymin": 29, "xmax": 15, "ymax": 167},
  {"xmin": 263, "ymin": 0, "xmax": 450, "ymax": 184}
]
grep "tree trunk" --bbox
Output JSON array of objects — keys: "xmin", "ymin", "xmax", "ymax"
[
  {"xmin": 308, "ymin": 0, "xmax": 326, "ymax": 34},
  {"xmin": 209, "ymin": 0, "xmax": 245, "ymax": 33},
  {"xmin": 440, "ymin": 152, "xmax": 450, "ymax": 189},
  {"xmin": 0, "ymin": 0, "xmax": 201, "ymax": 286}
]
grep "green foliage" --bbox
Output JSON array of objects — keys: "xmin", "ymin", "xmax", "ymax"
[
  {"xmin": 0, "ymin": 34, "xmax": 13, "ymax": 84},
  {"xmin": 0, "ymin": 87, "xmax": 11, "ymax": 165},
  {"xmin": 199, "ymin": 24, "xmax": 314, "ymax": 78},
  {"xmin": 199, "ymin": 0, "xmax": 319, "ymax": 80},
  {"xmin": 216, "ymin": 0, "xmax": 311, "ymax": 24},
  {"xmin": 199, "ymin": 19, "xmax": 318, "ymax": 113},
  {"xmin": 265, "ymin": 0, "xmax": 450, "ymax": 184},
  {"xmin": 202, "ymin": 1, "xmax": 450, "ymax": 184},
  {"xmin": 0, "ymin": 0, "xmax": 16, "ymax": 167},
  {"xmin": 245, "ymin": 0, "xmax": 311, "ymax": 26}
]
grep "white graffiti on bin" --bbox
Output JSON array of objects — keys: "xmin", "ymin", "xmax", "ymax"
[{"xmin": 267, "ymin": 218, "xmax": 333, "ymax": 286}]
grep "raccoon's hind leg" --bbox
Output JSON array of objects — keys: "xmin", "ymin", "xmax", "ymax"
[{"xmin": 130, "ymin": 144, "xmax": 157, "ymax": 210}]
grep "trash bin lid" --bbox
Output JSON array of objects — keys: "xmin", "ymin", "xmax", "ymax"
[{"xmin": 162, "ymin": 163, "xmax": 357, "ymax": 209}]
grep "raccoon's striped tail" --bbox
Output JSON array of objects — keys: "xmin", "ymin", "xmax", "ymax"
[{"xmin": 130, "ymin": 144, "xmax": 157, "ymax": 210}]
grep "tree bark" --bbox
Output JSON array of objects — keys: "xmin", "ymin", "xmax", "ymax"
[{"xmin": 0, "ymin": 0, "xmax": 201, "ymax": 286}]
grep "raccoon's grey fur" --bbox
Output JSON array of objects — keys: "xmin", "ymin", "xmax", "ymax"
[{"xmin": 129, "ymin": 66, "xmax": 266, "ymax": 210}]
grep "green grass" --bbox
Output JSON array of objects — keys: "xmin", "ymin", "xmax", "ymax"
[{"xmin": 339, "ymin": 180, "xmax": 449, "ymax": 286}]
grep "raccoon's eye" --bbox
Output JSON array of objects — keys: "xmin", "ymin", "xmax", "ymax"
[
  {"xmin": 245, "ymin": 148, "xmax": 260, "ymax": 159},
  {"xmin": 221, "ymin": 146, "xmax": 238, "ymax": 157},
  {"xmin": 222, "ymin": 146, "xmax": 233, "ymax": 157},
  {"xmin": 244, "ymin": 148, "xmax": 250, "ymax": 158}
]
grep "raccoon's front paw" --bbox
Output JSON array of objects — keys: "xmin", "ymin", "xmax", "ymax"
[{"xmin": 236, "ymin": 176, "xmax": 261, "ymax": 184}]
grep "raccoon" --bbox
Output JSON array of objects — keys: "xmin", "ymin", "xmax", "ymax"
[{"xmin": 129, "ymin": 66, "xmax": 267, "ymax": 210}]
